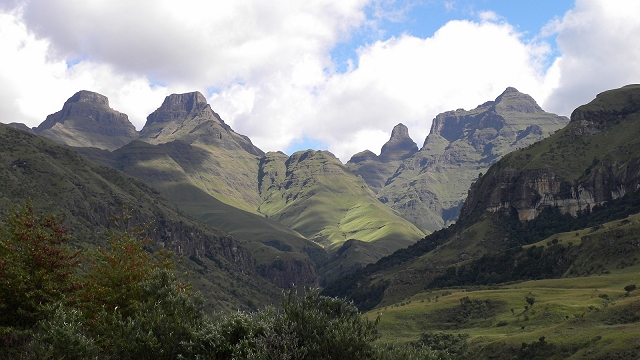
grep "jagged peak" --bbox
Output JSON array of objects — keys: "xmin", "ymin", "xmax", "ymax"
[
  {"xmin": 390, "ymin": 123, "xmax": 411, "ymax": 140},
  {"xmin": 380, "ymin": 123, "xmax": 418, "ymax": 161},
  {"xmin": 143, "ymin": 91, "xmax": 220, "ymax": 129},
  {"xmin": 428, "ymin": 87, "xmax": 545, "ymax": 141},
  {"xmin": 153, "ymin": 91, "xmax": 209, "ymax": 116},
  {"xmin": 494, "ymin": 87, "xmax": 543, "ymax": 113},
  {"xmin": 34, "ymin": 90, "xmax": 134, "ymax": 137}
]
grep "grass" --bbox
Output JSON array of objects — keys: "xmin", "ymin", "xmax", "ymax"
[
  {"xmin": 368, "ymin": 268, "xmax": 640, "ymax": 358},
  {"xmin": 259, "ymin": 150, "xmax": 426, "ymax": 249}
]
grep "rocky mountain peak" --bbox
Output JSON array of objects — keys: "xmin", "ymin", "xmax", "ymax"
[
  {"xmin": 427, "ymin": 87, "xmax": 546, "ymax": 144},
  {"xmin": 139, "ymin": 91, "xmax": 263, "ymax": 156},
  {"xmin": 34, "ymin": 90, "xmax": 138, "ymax": 150},
  {"xmin": 67, "ymin": 90, "xmax": 110, "ymax": 107},
  {"xmin": 493, "ymin": 87, "xmax": 543, "ymax": 114},
  {"xmin": 379, "ymin": 123, "xmax": 418, "ymax": 161},
  {"xmin": 144, "ymin": 91, "xmax": 215, "ymax": 126}
]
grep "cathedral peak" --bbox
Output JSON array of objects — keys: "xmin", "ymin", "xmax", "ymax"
[{"xmin": 379, "ymin": 123, "xmax": 418, "ymax": 161}]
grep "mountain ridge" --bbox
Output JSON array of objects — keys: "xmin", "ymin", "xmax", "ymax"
[
  {"xmin": 42, "ymin": 90, "xmax": 425, "ymax": 287},
  {"xmin": 34, "ymin": 90, "xmax": 138, "ymax": 150},
  {"xmin": 322, "ymin": 84, "xmax": 640, "ymax": 311},
  {"xmin": 349, "ymin": 87, "xmax": 569, "ymax": 232}
]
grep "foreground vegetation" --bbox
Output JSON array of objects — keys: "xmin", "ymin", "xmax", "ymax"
[{"xmin": 0, "ymin": 203, "xmax": 448, "ymax": 359}]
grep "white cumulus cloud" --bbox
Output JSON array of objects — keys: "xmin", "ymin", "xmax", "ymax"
[
  {"xmin": 0, "ymin": 0, "xmax": 639, "ymax": 163},
  {"xmin": 542, "ymin": 0, "xmax": 640, "ymax": 116}
]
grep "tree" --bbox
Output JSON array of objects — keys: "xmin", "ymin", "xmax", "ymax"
[
  {"xmin": 80, "ymin": 211, "xmax": 175, "ymax": 317},
  {"xmin": 525, "ymin": 296, "xmax": 536, "ymax": 308},
  {"xmin": 0, "ymin": 201, "xmax": 80, "ymax": 329}
]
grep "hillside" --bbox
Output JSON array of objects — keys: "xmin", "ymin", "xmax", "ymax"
[
  {"xmin": 0, "ymin": 123, "xmax": 281, "ymax": 312},
  {"xmin": 55, "ymin": 90, "xmax": 425, "ymax": 286},
  {"xmin": 349, "ymin": 87, "xmax": 569, "ymax": 232},
  {"xmin": 258, "ymin": 149, "xmax": 426, "ymax": 283},
  {"xmin": 323, "ymin": 84, "xmax": 640, "ymax": 311}
]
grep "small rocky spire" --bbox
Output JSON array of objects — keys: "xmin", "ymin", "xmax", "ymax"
[{"xmin": 379, "ymin": 123, "xmax": 418, "ymax": 161}]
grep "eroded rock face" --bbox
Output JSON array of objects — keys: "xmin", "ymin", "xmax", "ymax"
[
  {"xmin": 458, "ymin": 84, "xmax": 640, "ymax": 223},
  {"xmin": 140, "ymin": 91, "xmax": 263, "ymax": 156},
  {"xmin": 380, "ymin": 123, "xmax": 418, "ymax": 161},
  {"xmin": 347, "ymin": 123, "xmax": 418, "ymax": 191},
  {"xmin": 351, "ymin": 87, "xmax": 569, "ymax": 232},
  {"xmin": 35, "ymin": 90, "xmax": 138, "ymax": 150}
]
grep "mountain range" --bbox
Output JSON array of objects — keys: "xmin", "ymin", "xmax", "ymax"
[
  {"xmin": 348, "ymin": 87, "xmax": 569, "ymax": 231},
  {"xmin": 4, "ymin": 83, "xmax": 640, "ymax": 357},
  {"xmin": 323, "ymin": 84, "xmax": 640, "ymax": 310},
  {"xmin": 6, "ymin": 86, "xmax": 570, "ymax": 289}
]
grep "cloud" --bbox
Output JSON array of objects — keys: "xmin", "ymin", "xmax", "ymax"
[
  {"xmin": 542, "ymin": 0, "xmax": 640, "ymax": 116},
  {"xmin": 0, "ymin": 0, "xmax": 367, "ymax": 132},
  {"xmin": 213, "ymin": 17, "xmax": 557, "ymax": 161},
  {"xmin": 0, "ymin": 10, "xmax": 169, "ymax": 128},
  {"xmin": 2, "ymin": 0, "xmax": 639, "ymax": 164},
  {"xmin": 18, "ymin": 0, "xmax": 367, "ymax": 88}
]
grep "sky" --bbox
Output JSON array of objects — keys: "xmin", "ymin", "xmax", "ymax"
[{"xmin": 1, "ymin": 0, "xmax": 639, "ymax": 162}]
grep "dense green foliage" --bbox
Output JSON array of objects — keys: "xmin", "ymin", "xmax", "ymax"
[{"xmin": 427, "ymin": 244, "xmax": 575, "ymax": 289}]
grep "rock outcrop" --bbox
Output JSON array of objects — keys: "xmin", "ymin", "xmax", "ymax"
[
  {"xmin": 347, "ymin": 123, "xmax": 418, "ymax": 190},
  {"xmin": 140, "ymin": 91, "xmax": 263, "ymax": 156},
  {"xmin": 35, "ymin": 90, "xmax": 138, "ymax": 150},
  {"xmin": 351, "ymin": 87, "xmax": 569, "ymax": 231},
  {"xmin": 459, "ymin": 84, "xmax": 640, "ymax": 223},
  {"xmin": 379, "ymin": 123, "xmax": 418, "ymax": 161}
]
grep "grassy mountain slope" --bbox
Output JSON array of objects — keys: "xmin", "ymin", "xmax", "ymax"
[
  {"xmin": 77, "ymin": 140, "xmax": 323, "ymax": 288},
  {"xmin": 258, "ymin": 149, "xmax": 427, "ymax": 283},
  {"xmin": 370, "ymin": 212, "xmax": 640, "ymax": 358},
  {"xmin": 0, "ymin": 124, "xmax": 281, "ymax": 312},
  {"xmin": 259, "ymin": 150, "xmax": 426, "ymax": 249},
  {"xmin": 370, "ymin": 266, "xmax": 640, "ymax": 359}
]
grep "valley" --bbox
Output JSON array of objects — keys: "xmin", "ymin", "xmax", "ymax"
[{"xmin": 2, "ymin": 84, "xmax": 640, "ymax": 358}]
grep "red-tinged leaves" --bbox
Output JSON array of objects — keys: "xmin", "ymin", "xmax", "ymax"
[
  {"xmin": 0, "ymin": 200, "xmax": 81, "ymax": 329},
  {"xmin": 80, "ymin": 212, "xmax": 177, "ymax": 318}
]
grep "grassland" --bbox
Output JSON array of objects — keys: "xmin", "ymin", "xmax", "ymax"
[{"xmin": 369, "ymin": 267, "xmax": 640, "ymax": 358}]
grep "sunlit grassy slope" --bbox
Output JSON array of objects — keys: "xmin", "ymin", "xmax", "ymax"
[
  {"xmin": 369, "ymin": 269, "xmax": 640, "ymax": 359},
  {"xmin": 78, "ymin": 140, "xmax": 323, "ymax": 270},
  {"xmin": 259, "ymin": 150, "xmax": 426, "ymax": 250},
  {"xmin": 364, "ymin": 211, "xmax": 640, "ymax": 358}
]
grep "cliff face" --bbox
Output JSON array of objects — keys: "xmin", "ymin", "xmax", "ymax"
[
  {"xmin": 35, "ymin": 90, "xmax": 138, "ymax": 150},
  {"xmin": 459, "ymin": 84, "xmax": 640, "ymax": 223},
  {"xmin": 368, "ymin": 87, "xmax": 569, "ymax": 231},
  {"xmin": 347, "ymin": 123, "xmax": 418, "ymax": 190}
]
